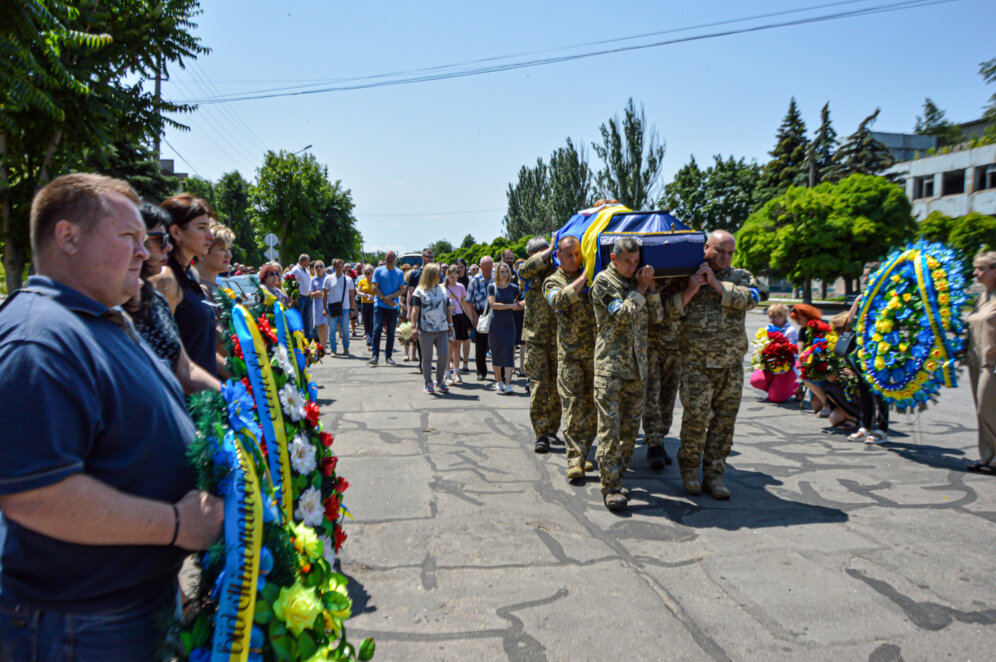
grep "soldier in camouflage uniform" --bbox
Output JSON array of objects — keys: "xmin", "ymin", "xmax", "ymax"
[
  {"xmin": 642, "ymin": 278, "xmax": 684, "ymax": 470},
  {"xmin": 544, "ymin": 236, "xmax": 596, "ymax": 482},
  {"xmin": 668, "ymin": 230, "xmax": 759, "ymax": 500},
  {"xmin": 591, "ymin": 237, "xmax": 663, "ymax": 511},
  {"xmin": 518, "ymin": 236, "xmax": 562, "ymax": 453}
]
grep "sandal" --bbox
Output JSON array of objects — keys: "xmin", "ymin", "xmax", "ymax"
[
  {"xmin": 847, "ymin": 427, "xmax": 870, "ymax": 442},
  {"xmin": 966, "ymin": 462, "xmax": 996, "ymax": 475},
  {"xmin": 865, "ymin": 430, "xmax": 888, "ymax": 445}
]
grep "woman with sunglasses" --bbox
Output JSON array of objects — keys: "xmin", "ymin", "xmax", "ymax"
[
  {"xmin": 150, "ymin": 193, "xmax": 218, "ymax": 376},
  {"xmin": 127, "ymin": 203, "xmax": 219, "ymax": 394}
]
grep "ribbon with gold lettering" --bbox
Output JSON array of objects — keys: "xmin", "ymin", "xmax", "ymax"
[
  {"xmin": 283, "ymin": 305, "xmax": 317, "ymax": 402},
  {"xmin": 210, "ymin": 431, "xmax": 263, "ymax": 662},
  {"xmin": 273, "ymin": 302, "xmax": 306, "ymax": 392},
  {"xmin": 231, "ymin": 304, "xmax": 293, "ymax": 522}
]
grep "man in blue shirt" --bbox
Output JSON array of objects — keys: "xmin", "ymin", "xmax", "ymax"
[
  {"xmin": 0, "ymin": 174, "xmax": 224, "ymax": 661},
  {"xmin": 369, "ymin": 250, "xmax": 406, "ymax": 366},
  {"xmin": 467, "ymin": 255, "xmax": 494, "ymax": 380}
]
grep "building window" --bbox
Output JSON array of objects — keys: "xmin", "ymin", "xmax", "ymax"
[
  {"xmin": 975, "ymin": 164, "xmax": 996, "ymax": 191},
  {"xmin": 913, "ymin": 175, "xmax": 934, "ymax": 199},
  {"xmin": 941, "ymin": 169, "xmax": 965, "ymax": 196}
]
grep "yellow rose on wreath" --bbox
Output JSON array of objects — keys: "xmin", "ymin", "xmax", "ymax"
[
  {"xmin": 878, "ymin": 341, "xmax": 890, "ymax": 353},
  {"xmin": 291, "ymin": 523, "xmax": 323, "ymax": 562},
  {"xmin": 273, "ymin": 581, "xmax": 323, "ymax": 636},
  {"xmin": 902, "ymin": 293, "xmax": 912, "ymax": 302},
  {"xmin": 875, "ymin": 357, "xmax": 886, "ymax": 371}
]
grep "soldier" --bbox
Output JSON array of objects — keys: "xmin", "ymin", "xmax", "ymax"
[
  {"xmin": 591, "ymin": 237, "xmax": 663, "ymax": 511},
  {"xmin": 544, "ymin": 236, "xmax": 596, "ymax": 482},
  {"xmin": 670, "ymin": 230, "xmax": 759, "ymax": 500},
  {"xmin": 642, "ymin": 278, "xmax": 683, "ymax": 470},
  {"xmin": 518, "ymin": 236, "xmax": 563, "ymax": 453}
]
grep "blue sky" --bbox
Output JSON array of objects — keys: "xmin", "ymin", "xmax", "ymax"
[{"xmin": 161, "ymin": 0, "xmax": 995, "ymax": 256}]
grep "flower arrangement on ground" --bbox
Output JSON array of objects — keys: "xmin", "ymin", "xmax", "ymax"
[
  {"xmin": 798, "ymin": 319, "xmax": 839, "ymax": 382},
  {"xmin": 752, "ymin": 326, "xmax": 798, "ymax": 375},
  {"xmin": 854, "ymin": 240, "xmax": 967, "ymax": 412}
]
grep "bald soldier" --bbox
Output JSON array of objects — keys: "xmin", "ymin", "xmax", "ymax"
[
  {"xmin": 591, "ymin": 237, "xmax": 663, "ymax": 510},
  {"xmin": 518, "ymin": 236, "xmax": 562, "ymax": 453},
  {"xmin": 670, "ymin": 230, "xmax": 759, "ymax": 499},
  {"xmin": 543, "ymin": 236, "xmax": 596, "ymax": 482}
]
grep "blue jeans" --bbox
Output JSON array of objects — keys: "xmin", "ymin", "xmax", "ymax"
[
  {"xmin": 297, "ymin": 297, "xmax": 314, "ymax": 340},
  {"xmin": 372, "ymin": 307, "xmax": 398, "ymax": 360},
  {"xmin": 329, "ymin": 309, "xmax": 350, "ymax": 353},
  {"xmin": 0, "ymin": 592, "xmax": 173, "ymax": 662}
]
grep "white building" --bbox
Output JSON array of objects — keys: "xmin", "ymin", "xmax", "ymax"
[{"xmin": 886, "ymin": 143, "xmax": 996, "ymax": 220}]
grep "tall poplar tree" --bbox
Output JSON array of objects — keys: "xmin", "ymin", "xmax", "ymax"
[
  {"xmin": 914, "ymin": 98, "xmax": 962, "ymax": 147},
  {"xmin": 753, "ymin": 98, "xmax": 809, "ymax": 209},
  {"xmin": 810, "ymin": 102, "xmax": 837, "ymax": 185},
  {"xmin": 825, "ymin": 109, "xmax": 895, "ymax": 182},
  {"xmin": 592, "ymin": 98, "xmax": 666, "ymax": 209}
]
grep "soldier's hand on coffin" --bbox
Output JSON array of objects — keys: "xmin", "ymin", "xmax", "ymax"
[
  {"xmin": 541, "ymin": 244, "xmax": 555, "ymax": 261},
  {"xmin": 635, "ymin": 265, "xmax": 655, "ymax": 292},
  {"xmin": 174, "ymin": 490, "xmax": 225, "ymax": 551}
]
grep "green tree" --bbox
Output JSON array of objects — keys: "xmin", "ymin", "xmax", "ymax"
[
  {"xmin": 914, "ymin": 98, "xmax": 962, "ymax": 147},
  {"xmin": 503, "ymin": 158, "xmax": 548, "ymax": 239},
  {"xmin": 917, "ymin": 211, "xmax": 955, "ymax": 244},
  {"xmin": 1, "ymin": 0, "xmax": 208, "ymax": 292},
  {"xmin": 214, "ymin": 170, "xmax": 258, "ymax": 265},
  {"xmin": 949, "ymin": 212, "xmax": 996, "ymax": 275},
  {"xmin": 83, "ymin": 138, "xmax": 179, "ymax": 202},
  {"xmin": 251, "ymin": 150, "xmax": 354, "ymax": 265},
  {"xmin": 185, "ymin": 175, "xmax": 217, "ymax": 209},
  {"xmin": 306, "ymin": 179, "xmax": 361, "ymax": 263},
  {"xmin": 753, "ymin": 98, "xmax": 809, "ymax": 209},
  {"xmin": 979, "ymin": 57, "xmax": 996, "ymax": 144},
  {"xmin": 810, "ymin": 102, "xmax": 837, "ymax": 185},
  {"xmin": 825, "ymin": 109, "xmax": 894, "ymax": 182},
  {"xmin": 546, "ymin": 138, "xmax": 594, "ymax": 226},
  {"xmin": 461, "ymin": 233, "xmax": 476, "ymax": 249},
  {"xmin": 592, "ymin": 98, "xmax": 666, "ymax": 209},
  {"xmin": 430, "ymin": 239, "xmax": 453, "ymax": 256},
  {"xmin": 659, "ymin": 155, "xmax": 759, "ymax": 233}
]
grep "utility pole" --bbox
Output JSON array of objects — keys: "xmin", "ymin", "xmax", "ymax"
[{"xmin": 154, "ymin": 51, "xmax": 162, "ymax": 162}]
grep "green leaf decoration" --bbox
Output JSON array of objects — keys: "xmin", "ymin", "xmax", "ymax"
[{"xmin": 358, "ymin": 638, "xmax": 376, "ymax": 661}]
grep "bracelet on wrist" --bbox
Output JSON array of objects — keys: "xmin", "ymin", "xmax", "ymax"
[{"xmin": 169, "ymin": 503, "xmax": 180, "ymax": 546}]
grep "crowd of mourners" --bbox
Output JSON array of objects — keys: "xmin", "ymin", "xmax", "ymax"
[{"xmin": 0, "ymin": 174, "xmax": 993, "ymax": 658}]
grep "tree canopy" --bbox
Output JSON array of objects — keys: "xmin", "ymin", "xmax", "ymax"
[
  {"xmin": 914, "ymin": 98, "xmax": 963, "ymax": 147},
  {"xmin": 659, "ymin": 155, "xmax": 760, "ymax": 233},
  {"xmin": 592, "ymin": 98, "xmax": 665, "ymax": 209},
  {"xmin": 824, "ymin": 109, "xmax": 894, "ymax": 182},
  {"xmin": 752, "ymin": 98, "xmax": 809, "ymax": 210}
]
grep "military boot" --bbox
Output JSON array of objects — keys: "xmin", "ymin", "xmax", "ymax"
[
  {"xmin": 647, "ymin": 445, "xmax": 672, "ymax": 471},
  {"xmin": 682, "ymin": 469, "xmax": 702, "ymax": 496},
  {"xmin": 704, "ymin": 475, "xmax": 731, "ymax": 500},
  {"xmin": 584, "ymin": 460, "xmax": 594, "ymax": 471},
  {"xmin": 604, "ymin": 490, "xmax": 627, "ymax": 511},
  {"xmin": 566, "ymin": 464, "xmax": 584, "ymax": 482}
]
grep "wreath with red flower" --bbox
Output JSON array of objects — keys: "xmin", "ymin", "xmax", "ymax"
[{"xmin": 798, "ymin": 319, "xmax": 839, "ymax": 382}]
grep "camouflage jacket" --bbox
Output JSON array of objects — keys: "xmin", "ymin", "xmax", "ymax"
[
  {"xmin": 669, "ymin": 267, "xmax": 759, "ymax": 369},
  {"xmin": 543, "ymin": 267, "xmax": 595, "ymax": 362},
  {"xmin": 591, "ymin": 263, "xmax": 664, "ymax": 380},
  {"xmin": 518, "ymin": 252, "xmax": 557, "ymax": 345},
  {"xmin": 649, "ymin": 279, "xmax": 684, "ymax": 352}
]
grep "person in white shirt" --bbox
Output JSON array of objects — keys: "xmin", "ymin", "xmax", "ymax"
[
  {"xmin": 288, "ymin": 253, "xmax": 314, "ymax": 339},
  {"xmin": 323, "ymin": 258, "xmax": 355, "ymax": 357}
]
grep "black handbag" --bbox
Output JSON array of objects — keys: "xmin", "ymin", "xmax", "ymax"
[
  {"xmin": 833, "ymin": 331, "xmax": 857, "ymax": 358},
  {"xmin": 327, "ymin": 277, "xmax": 347, "ymax": 317}
]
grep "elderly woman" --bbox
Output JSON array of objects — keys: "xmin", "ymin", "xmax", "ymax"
[
  {"xmin": 258, "ymin": 264, "xmax": 290, "ymax": 306},
  {"xmin": 411, "ymin": 263, "xmax": 453, "ymax": 395},
  {"xmin": 312, "ymin": 261, "xmax": 330, "ymax": 349},
  {"xmin": 128, "ymin": 202, "xmax": 219, "ymax": 394},
  {"xmin": 966, "ymin": 251, "xmax": 996, "ymax": 475},
  {"xmin": 488, "ymin": 261, "xmax": 524, "ymax": 394}
]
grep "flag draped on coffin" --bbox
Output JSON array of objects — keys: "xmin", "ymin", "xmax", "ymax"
[{"xmin": 553, "ymin": 205, "xmax": 705, "ymax": 284}]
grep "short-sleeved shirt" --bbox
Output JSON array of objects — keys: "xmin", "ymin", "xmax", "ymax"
[
  {"xmin": 289, "ymin": 263, "xmax": 312, "ymax": 295},
  {"xmin": 357, "ymin": 277, "xmax": 375, "ymax": 304},
  {"xmin": 446, "ymin": 282, "xmax": 468, "ymax": 316},
  {"xmin": 373, "ymin": 266, "xmax": 405, "ymax": 310},
  {"xmin": 411, "ymin": 285, "xmax": 451, "ymax": 333},
  {"xmin": 0, "ymin": 277, "xmax": 196, "ymax": 611},
  {"xmin": 467, "ymin": 273, "xmax": 490, "ymax": 312},
  {"xmin": 323, "ymin": 273, "xmax": 354, "ymax": 311}
]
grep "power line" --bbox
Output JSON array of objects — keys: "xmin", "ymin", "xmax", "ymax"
[
  {"xmin": 161, "ymin": 137, "xmax": 206, "ymax": 179},
  {"xmin": 188, "ymin": 61, "xmax": 270, "ymax": 155},
  {"xmin": 174, "ymin": 0, "xmax": 954, "ymax": 105},
  {"xmin": 168, "ymin": 76, "xmax": 260, "ymax": 167}
]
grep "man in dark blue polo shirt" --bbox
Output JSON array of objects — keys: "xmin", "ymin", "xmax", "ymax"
[{"xmin": 0, "ymin": 174, "xmax": 224, "ymax": 662}]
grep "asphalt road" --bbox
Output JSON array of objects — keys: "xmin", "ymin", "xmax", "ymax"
[{"xmin": 315, "ymin": 311, "xmax": 995, "ymax": 662}]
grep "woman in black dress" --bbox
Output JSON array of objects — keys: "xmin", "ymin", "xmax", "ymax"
[{"xmin": 487, "ymin": 262, "xmax": 523, "ymax": 394}]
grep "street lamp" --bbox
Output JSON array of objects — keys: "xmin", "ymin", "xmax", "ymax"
[{"xmin": 293, "ymin": 144, "xmax": 312, "ymax": 155}]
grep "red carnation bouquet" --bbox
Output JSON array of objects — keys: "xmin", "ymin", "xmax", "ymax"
[
  {"xmin": 760, "ymin": 330, "xmax": 797, "ymax": 374},
  {"xmin": 283, "ymin": 273, "xmax": 301, "ymax": 304}
]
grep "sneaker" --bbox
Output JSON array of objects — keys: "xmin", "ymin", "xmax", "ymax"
[
  {"xmin": 368, "ymin": 357, "xmax": 378, "ymax": 366},
  {"xmin": 461, "ymin": 364, "xmax": 470, "ymax": 373},
  {"xmin": 487, "ymin": 382, "xmax": 499, "ymax": 390},
  {"xmin": 498, "ymin": 382, "xmax": 506, "ymax": 393},
  {"xmin": 423, "ymin": 384, "xmax": 435, "ymax": 395},
  {"xmin": 865, "ymin": 430, "xmax": 888, "ymax": 445},
  {"xmin": 548, "ymin": 434, "xmax": 564, "ymax": 446},
  {"xmin": 818, "ymin": 406, "xmax": 832, "ymax": 418},
  {"xmin": 477, "ymin": 373, "xmax": 487, "ymax": 381},
  {"xmin": 446, "ymin": 374, "xmax": 455, "ymax": 385},
  {"xmin": 604, "ymin": 491, "xmax": 627, "ymax": 511},
  {"xmin": 502, "ymin": 385, "xmax": 513, "ymax": 395},
  {"xmin": 454, "ymin": 373, "xmax": 463, "ymax": 385},
  {"xmin": 330, "ymin": 351, "xmax": 338, "ymax": 358},
  {"xmin": 385, "ymin": 357, "xmax": 397, "ymax": 366},
  {"xmin": 847, "ymin": 427, "xmax": 870, "ymax": 442},
  {"xmin": 534, "ymin": 436, "xmax": 550, "ymax": 454},
  {"xmin": 566, "ymin": 464, "xmax": 584, "ymax": 481},
  {"xmin": 436, "ymin": 382, "xmax": 450, "ymax": 394}
]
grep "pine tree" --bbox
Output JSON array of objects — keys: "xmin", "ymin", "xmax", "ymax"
[
  {"xmin": 810, "ymin": 102, "xmax": 837, "ymax": 185},
  {"xmin": 825, "ymin": 109, "xmax": 894, "ymax": 182},
  {"xmin": 914, "ymin": 98, "xmax": 962, "ymax": 147},
  {"xmin": 753, "ymin": 98, "xmax": 809, "ymax": 209}
]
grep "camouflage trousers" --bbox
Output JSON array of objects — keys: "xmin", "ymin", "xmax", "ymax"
[
  {"xmin": 678, "ymin": 363, "xmax": 743, "ymax": 478},
  {"xmin": 557, "ymin": 356, "xmax": 596, "ymax": 468},
  {"xmin": 595, "ymin": 375, "xmax": 645, "ymax": 495},
  {"xmin": 642, "ymin": 347, "xmax": 681, "ymax": 446},
  {"xmin": 524, "ymin": 341, "xmax": 562, "ymax": 438}
]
